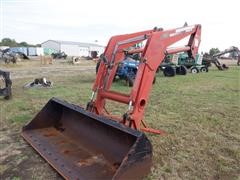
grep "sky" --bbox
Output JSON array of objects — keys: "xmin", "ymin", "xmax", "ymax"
[{"xmin": 0, "ymin": 0, "xmax": 239, "ymax": 52}]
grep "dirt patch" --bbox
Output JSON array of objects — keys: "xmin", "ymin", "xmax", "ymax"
[
  {"xmin": 0, "ymin": 59, "xmax": 96, "ymax": 80},
  {"xmin": 0, "ymin": 122, "xmax": 62, "ymax": 180},
  {"xmin": 218, "ymin": 59, "xmax": 238, "ymax": 66},
  {"xmin": 1, "ymin": 61, "xmax": 239, "ymax": 179},
  {"xmin": 0, "ymin": 60, "xmax": 96, "ymax": 179}
]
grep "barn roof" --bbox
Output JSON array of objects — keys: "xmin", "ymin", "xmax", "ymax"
[{"xmin": 42, "ymin": 40, "xmax": 105, "ymax": 47}]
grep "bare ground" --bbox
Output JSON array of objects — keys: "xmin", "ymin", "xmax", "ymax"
[
  {"xmin": 0, "ymin": 121, "xmax": 62, "ymax": 180},
  {"xmin": 0, "ymin": 59, "xmax": 96, "ymax": 79},
  {"xmin": 1, "ymin": 59, "xmax": 95, "ymax": 179},
  {"xmin": 0, "ymin": 59, "xmax": 239, "ymax": 179}
]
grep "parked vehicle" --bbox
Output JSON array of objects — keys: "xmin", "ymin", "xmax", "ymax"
[
  {"xmin": 115, "ymin": 58, "xmax": 140, "ymax": 86},
  {"xmin": 158, "ymin": 53, "xmax": 208, "ymax": 76},
  {"xmin": 51, "ymin": 51, "xmax": 67, "ymax": 59},
  {"xmin": 202, "ymin": 46, "xmax": 240, "ymax": 70},
  {"xmin": 0, "ymin": 48, "xmax": 29, "ymax": 64}
]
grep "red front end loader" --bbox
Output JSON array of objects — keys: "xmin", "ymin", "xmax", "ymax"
[{"xmin": 22, "ymin": 24, "xmax": 201, "ymax": 179}]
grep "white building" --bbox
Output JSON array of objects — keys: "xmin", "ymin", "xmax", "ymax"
[
  {"xmin": 41, "ymin": 40, "xmax": 105, "ymax": 56},
  {"xmin": 0, "ymin": 46, "xmax": 9, "ymax": 50}
]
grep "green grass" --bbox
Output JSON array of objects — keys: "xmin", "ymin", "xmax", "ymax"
[{"xmin": 0, "ymin": 67, "xmax": 239, "ymax": 179}]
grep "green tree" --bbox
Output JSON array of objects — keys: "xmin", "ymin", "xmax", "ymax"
[
  {"xmin": 0, "ymin": 37, "xmax": 40, "ymax": 47},
  {"xmin": 0, "ymin": 38, "xmax": 17, "ymax": 47},
  {"xmin": 209, "ymin": 48, "xmax": 220, "ymax": 56},
  {"xmin": 18, "ymin": 41, "xmax": 28, "ymax": 47}
]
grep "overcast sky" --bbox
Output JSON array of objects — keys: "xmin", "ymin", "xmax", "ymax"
[{"xmin": 0, "ymin": 0, "xmax": 239, "ymax": 52}]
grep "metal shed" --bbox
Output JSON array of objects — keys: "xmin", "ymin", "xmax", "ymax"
[{"xmin": 41, "ymin": 40, "xmax": 105, "ymax": 57}]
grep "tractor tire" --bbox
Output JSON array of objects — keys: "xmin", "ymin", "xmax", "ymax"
[
  {"xmin": 163, "ymin": 66, "xmax": 176, "ymax": 77},
  {"xmin": 222, "ymin": 64, "xmax": 229, "ymax": 70},
  {"xmin": 4, "ymin": 58, "xmax": 10, "ymax": 64},
  {"xmin": 153, "ymin": 76, "xmax": 156, "ymax": 84},
  {"xmin": 113, "ymin": 75, "xmax": 117, "ymax": 82},
  {"xmin": 96, "ymin": 61, "xmax": 100, "ymax": 74},
  {"xmin": 72, "ymin": 57, "xmax": 80, "ymax": 64},
  {"xmin": 191, "ymin": 67, "xmax": 199, "ymax": 74},
  {"xmin": 4, "ymin": 94, "xmax": 11, "ymax": 100},
  {"xmin": 127, "ymin": 76, "xmax": 134, "ymax": 87},
  {"xmin": 176, "ymin": 65, "xmax": 187, "ymax": 75},
  {"xmin": 200, "ymin": 66, "xmax": 208, "ymax": 73}
]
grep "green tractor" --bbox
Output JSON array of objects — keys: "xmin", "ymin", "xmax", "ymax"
[
  {"xmin": 159, "ymin": 53, "xmax": 208, "ymax": 77},
  {"xmin": 178, "ymin": 53, "xmax": 208, "ymax": 73}
]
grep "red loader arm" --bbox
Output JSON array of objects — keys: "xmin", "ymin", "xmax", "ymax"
[{"xmin": 87, "ymin": 24, "xmax": 202, "ymax": 134}]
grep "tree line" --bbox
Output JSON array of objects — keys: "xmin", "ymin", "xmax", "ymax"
[
  {"xmin": 1, "ymin": 38, "xmax": 235, "ymax": 58},
  {"xmin": 0, "ymin": 38, "xmax": 40, "ymax": 47}
]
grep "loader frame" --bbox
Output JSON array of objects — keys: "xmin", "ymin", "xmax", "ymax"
[
  {"xmin": 21, "ymin": 24, "xmax": 202, "ymax": 179},
  {"xmin": 87, "ymin": 24, "xmax": 202, "ymax": 134}
]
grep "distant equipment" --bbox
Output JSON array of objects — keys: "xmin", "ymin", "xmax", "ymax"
[
  {"xmin": 0, "ymin": 70, "xmax": 12, "ymax": 100},
  {"xmin": 203, "ymin": 46, "xmax": 240, "ymax": 69},
  {"xmin": 0, "ymin": 48, "xmax": 29, "ymax": 64},
  {"xmin": 51, "ymin": 51, "xmax": 67, "ymax": 59},
  {"xmin": 41, "ymin": 40, "xmax": 105, "ymax": 57}
]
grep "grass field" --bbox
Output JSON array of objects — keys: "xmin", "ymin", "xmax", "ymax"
[{"xmin": 0, "ymin": 64, "xmax": 240, "ymax": 179}]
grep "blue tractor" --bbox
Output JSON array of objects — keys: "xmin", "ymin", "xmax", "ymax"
[
  {"xmin": 96, "ymin": 57, "xmax": 154, "ymax": 86},
  {"xmin": 115, "ymin": 58, "xmax": 140, "ymax": 86},
  {"xmin": 96, "ymin": 53, "xmax": 155, "ymax": 86},
  {"xmin": 115, "ymin": 57, "xmax": 156, "ymax": 86}
]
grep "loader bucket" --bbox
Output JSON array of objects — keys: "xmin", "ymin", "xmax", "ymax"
[{"xmin": 22, "ymin": 98, "xmax": 152, "ymax": 179}]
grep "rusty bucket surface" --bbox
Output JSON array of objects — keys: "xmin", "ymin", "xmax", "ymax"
[{"xmin": 22, "ymin": 98, "xmax": 152, "ymax": 179}]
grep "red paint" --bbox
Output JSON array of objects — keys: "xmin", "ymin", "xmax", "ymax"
[{"xmin": 89, "ymin": 24, "xmax": 202, "ymax": 134}]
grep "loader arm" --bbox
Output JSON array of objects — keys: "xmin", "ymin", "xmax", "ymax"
[
  {"xmin": 22, "ymin": 24, "xmax": 202, "ymax": 179},
  {"xmin": 93, "ymin": 29, "xmax": 154, "ymax": 92},
  {"xmin": 213, "ymin": 46, "xmax": 240, "ymax": 58},
  {"xmin": 209, "ymin": 46, "xmax": 240, "ymax": 69},
  {"xmin": 88, "ymin": 24, "xmax": 202, "ymax": 133}
]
